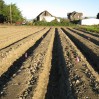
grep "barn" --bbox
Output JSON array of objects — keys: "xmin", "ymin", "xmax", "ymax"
[
  {"xmin": 79, "ymin": 18, "xmax": 99, "ymax": 25},
  {"xmin": 35, "ymin": 10, "xmax": 60, "ymax": 22}
]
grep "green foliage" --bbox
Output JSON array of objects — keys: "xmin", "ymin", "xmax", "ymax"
[
  {"xmin": 0, "ymin": 14, "xmax": 5, "ymax": 23},
  {"xmin": 77, "ymin": 25, "xmax": 99, "ymax": 33},
  {"xmin": 9, "ymin": 4, "xmax": 23, "ymax": 22},
  {"xmin": 33, "ymin": 18, "xmax": 76, "ymax": 26},
  {"xmin": 0, "ymin": 0, "xmax": 5, "ymax": 14},
  {"xmin": 0, "ymin": 0, "xmax": 23, "ymax": 23}
]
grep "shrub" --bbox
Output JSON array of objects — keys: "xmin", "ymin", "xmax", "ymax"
[{"xmin": 33, "ymin": 19, "xmax": 76, "ymax": 26}]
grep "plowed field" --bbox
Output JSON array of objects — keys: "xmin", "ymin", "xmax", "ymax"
[{"xmin": 0, "ymin": 26, "xmax": 99, "ymax": 99}]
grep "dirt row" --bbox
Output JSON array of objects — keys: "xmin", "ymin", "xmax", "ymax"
[
  {"xmin": 0, "ymin": 28, "xmax": 55, "ymax": 99},
  {"xmin": 0, "ymin": 27, "xmax": 50, "ymax": 76},
  {"xmin": 0, "ymin": 27, "xmax": 44, "ymax": 49},
  {"xmin": 57, "ymin": 28, "xmax": 99, "ymax": 99},
  {"xmin": 68, "ymin": 28, "xmax": 99, "ymax": 46},
  {"xmin": 0, "ymin": 26, "xmax": 99, "ymax": 99},
  {"xmin": 0, "ymin": 26, "xmax": 42, "ymax": 39},
  {"xmin": 74, "ymin": 28, "xmax": 99, "ymax": 37},
  {"xmin": 45, "ymin": 28, "xmax": 99, "ymax": 99},
  {"xmin": 62, "ymin": 28, "xmax": 99, "ymax": 71}
]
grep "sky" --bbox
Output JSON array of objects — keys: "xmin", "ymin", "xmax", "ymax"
[{"xmin": 4, "ymin": 0, "xmax": 99, "ymax": 19}]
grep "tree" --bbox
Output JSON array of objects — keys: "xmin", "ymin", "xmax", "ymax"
[
  {"xmin": 0, "ymin": 14, "xmax": 5, "ymax": 23},
  {"xmin": 97, "ymin": 13, "xmax": 99, "ymax": 19},
  {"xmin": 0, "ymin": 0, "xmax": 5, "ymax": 14},
  {"xmin": 0, "ymin": 0, "xmax": 23, "ymax": 23},
  {"xmin": 10, "ymin": 4, "xmax": 23, "ymax": 22},
  {"xmin": 0, "ymin": 0, "xmax": 6, "ymax": 23},
  {"xmin": 4, "ymin": 4, "xmax": 23, "ymax": 23}
]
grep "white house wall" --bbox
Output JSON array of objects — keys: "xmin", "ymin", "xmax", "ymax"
[
  {"xmin": 39, "ymin": 15, "xmax": 60, "ymax": 22},
  {"xmin": 56, "ymin": 18, "xmax": 60, "ymax": 22},
  {"xmin": 81, "ymin": 19, "xmax": 99, "ymax": 25},
  {"xmin": 39, "ymin": 15, "xmax": 44, "ymax": 21},
  {"xmin": 43, "ymin": 16, "xmax": 55, "ymax": 22}
]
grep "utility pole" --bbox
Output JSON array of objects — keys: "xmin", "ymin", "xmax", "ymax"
[{"xmin": 10, "ymin": 3, "xmax": 12, "ymax": 24}]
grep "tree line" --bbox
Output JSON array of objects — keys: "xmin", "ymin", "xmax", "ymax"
[{"xmin": 0, "ymin": 0, "xmax": 23, "ymax": 23}]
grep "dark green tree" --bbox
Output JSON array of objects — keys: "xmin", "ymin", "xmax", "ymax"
[
  {"xmin": 97, "ymin": 13, "xmax": 99, "ymax": 19},
  {"xmin": 0, "ymin": 0, "xmax": 5, "ymax": 14},
  {"xmin": 9, "ymin": 4, "xmax": 23, "ymax": 23},
  {"xmin": 0, "ymin": 0, "xmax": 23, "ymax": 23},
  {"xmin": 0, "ymin": 0, "xmax": 6, "ymax": 23}
]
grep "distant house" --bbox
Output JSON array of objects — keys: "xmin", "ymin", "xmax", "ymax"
[
  {"xmin": 67, "ymin": 11, "xmax": 83, "ymax": 21},
  {"xmin": 79, "ymin": 18, "xmax": 99, "ymax": 25},
  {"xmin": 35, "ymin": 10, "xmax": 60, "ymax": 22}
]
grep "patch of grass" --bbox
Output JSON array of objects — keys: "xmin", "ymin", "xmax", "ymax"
[
  {"xmin": 33, "ymin": 20, "xmax": 76, "ymax": 26},
  {"xmin": 77, "ymin": 25, "xmax": 99, "ymax": 33}
]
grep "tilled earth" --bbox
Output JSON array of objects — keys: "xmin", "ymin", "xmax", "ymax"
[{"xmin": 0, "ymin": 26, "xmax": 99, "ymax": 99}]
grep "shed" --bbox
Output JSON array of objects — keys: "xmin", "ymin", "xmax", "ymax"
[
  {"xmin": 35, "ymin": 10, "xmax": 60, "ymax": 22},
  {"xmin": 80, "ymin": 18, "xmax": 99, "ymax": 25}
]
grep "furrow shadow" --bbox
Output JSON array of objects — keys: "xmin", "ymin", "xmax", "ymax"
[
  {"xmin": 0, "ymin": 28, "xmax": 51, "ymax": 94},
  {"xmin": 45, "ymin": 28, "xmax": 75, "ymax": 99},
  {"xmin": 74, "ymin": 28, "xmax": 99, "ymax": 38},
  {"xmin": 0, "ymin": 28, "xmax": 45, "ymax": 51},
  {"xmin": 68, "ymin": 28, "xmax": 99, "ymax": 46},
  {"xmin": 61, "ymin": 28, "xmax": 99, "ymax": 73}
]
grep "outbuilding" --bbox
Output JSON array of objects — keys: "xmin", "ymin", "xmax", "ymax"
[
  {"xmin": 79, "ymin": 18, "xmax": 99, "ymax": 25},
  {"xmin": 35, "ymin": 10, "xmax": 60, "ymax": 22}
]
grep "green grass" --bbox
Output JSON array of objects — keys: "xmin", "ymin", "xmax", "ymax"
[
  {"xmin": 76, "ymin": 25, "xmax": 99, "ymax": 33},
  {"xmin": 33, "ymin": 20, "xmax": 76, "ymax": 26}
]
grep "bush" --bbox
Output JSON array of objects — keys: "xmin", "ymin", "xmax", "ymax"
[
  {"xmin": 0, "ymin": 14, "xmax": 5, "ymax": 23},
  {"xmin": 76, "ymin": 25, "xmax": 99, "ymax": 33},
  {"xmin": 33, "ymin": 19, "xmax": 76, "ymax": 26}
]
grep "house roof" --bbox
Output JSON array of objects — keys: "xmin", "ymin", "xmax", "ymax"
[
  {"xmin": 67, "ymin": 11, "xmax": 83, "ymax": 21},
  {"xmin": 37, "ymin": 10, "xmax": 53, "ymax": 17}
]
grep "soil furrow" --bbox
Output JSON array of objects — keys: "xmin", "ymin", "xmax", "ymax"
[
  {"xmin": 0, "ymin": 27, "xmax": 45, "ymax": 49},
  {"xmin": 0, "ymin": 26, "xmax": 98, "ymax": 99},
  {"xmin": 0, "ymin": 28, "xmax": 50, "ymax": 76},
  {"xmin": 0, "ymin": 26, "xmax": 43, "ymax": 41},
  {"xmin": 45, "ymin": 28, "xmax": 74, "ymax": 99},
  {"xmin": 0, "ymin": 28, "xmax": 49, "ymax": 96},
  {"xmin": 32, "ymin": 28, "xmax": 55, "ymax": 99},
  {"xmin": 74, "ymin": 28, "xmax": 99, "ymax": 37},
  {"xmin": 68, "ymin": 28, "xmax": 99, "ymax": 46},
  {"xmin": 0, "ymin": 28, "xmax": 54, "ymax": 99},
  {"xmin": 57, "ymin": 28, "xmax": 99, "ymax": 99},
  {"xmin": 61, "ymin": 28, "xmax": 99, "ymax": 72},
  {"xmin": 0, "ymin": 27, "xmax": 45, "ymax": 51}
]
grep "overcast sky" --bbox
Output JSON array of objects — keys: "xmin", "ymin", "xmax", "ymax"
[{"xmin": 4, "ymin": 0, "xmax": 99, "ymax": 19}]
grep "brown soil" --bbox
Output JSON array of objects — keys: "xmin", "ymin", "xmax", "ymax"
[
  {"xmin": 62, "ymin": 28, "xmax": 99, "ymax": 71},
  {"xmin": 0, "ymin": 26, "xmax": 99, "ymax": 99},
  {"xmin": 68, "ymin": 28, "xmax": 99, "ymax": 46}
]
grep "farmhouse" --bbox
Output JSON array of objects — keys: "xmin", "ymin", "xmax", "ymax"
[
  {"xmin": 79, "ymin": 18, "xmax": 99, "ymax": 25},
  {"xmin": 35, "ymin": 10, "xmax": 60, "ymax": 22},
  {"xmin": 67, "ymin": 11, "xmax": 83, "ymax": 21}
]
